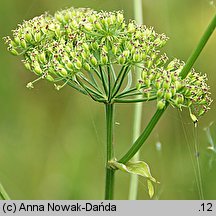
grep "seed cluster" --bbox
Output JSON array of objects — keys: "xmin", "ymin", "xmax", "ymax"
[
  {"xmin": 4, "ymin": 7, "xmax": 212, "ymax": 117},
  {"xmin": 140, "ymin": 58, "xmax": 212, "ymax": 116}
]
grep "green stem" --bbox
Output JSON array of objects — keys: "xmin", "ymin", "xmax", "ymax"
[
  {"xmin": 105, "ymin": 103, "xmax": 115, "ymax": 200},
  {"xmin": 99, "ymin": 65, "xmax": 108, "ymax": 95},
  {"xmin": 119, "ymin": 106, "xmax": 167, "ymax": 164},
  {"xmin": 180, "ymin": 14, "xmax": 216, "ymax": 79},
  {"xmin": 0, "ymin": 182, "xmax": 10, "ymax": 200},
  {"xmin": 114, "ymin": 96, "xmax": 156, "ymax": 103},
  {"xmin": 112, "ymin": 65, "xmax": 131, "ymax": 98},
  {"xmin": 119, "ymin": 13, "xmax": 216, "ymax": 165}
]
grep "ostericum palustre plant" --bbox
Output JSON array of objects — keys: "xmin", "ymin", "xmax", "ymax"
[{"xmin": 3, "ymin": 7, "xmax": 214, "ymax": 200}]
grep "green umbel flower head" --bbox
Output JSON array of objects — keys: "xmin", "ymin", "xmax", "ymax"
[{"xmin": 4, "ymin": 7, "xmax": 212, "ymax": 118}]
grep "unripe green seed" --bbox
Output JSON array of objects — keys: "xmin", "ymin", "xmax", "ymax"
[
  {"xmin": 74, "ymin": 59, "xmax": 82, "ymax": 70},
  {"xmin": 157, "ymin": 100, "xmax": 166, "ymax": 110},
  {"xmin": 8, "ymin": 47, "xmax": 19, "ymax": 55},
  {"xmin": 117, "ymin": 13, "xmax": 124, "ymax": 23},
  {"xmin": 23, "ymin": 61, "xmax": 31, "ymax": 70},
  {"xmin": 14, "ymin": 37, "xmax": 20, "ymax": 45},
  {"xmin": 83, "ymin": 62, "xmax": 91, "ymax": 71},
  {"xmin": 34, "ymin": 31, "xmax": 41, "ymax": 42},
  {"xmin": 59, "ymin": 68, "xmax": 68, "ymax": 77},
  {"xmin": 112, "ymin": 45, "xmax": 118, "ymax": 55},
  {"xmin": 46, "ymin": 74, "xmax": 55, "ymax": 82},
  {"xmin": 157, "ymin": 89, "xmax": 163, "ymax": 98},
  {"xmin": 100, "ymin": 54, "xmax": 108, "ymax": 65},
  {"xmin": 190, "ymin": 112, "xmax": 198, "ymax": 125},
  {"xmin": 90, "ymin": 55, "xmax": 98, "ymax": 66},
  {"xmin": 25, "ymin": 31, "xmax": 32, "ymax": 42},
  {"xmin": 95, "ymin": 21, "xmax": 102, "ymax": 30},
  {"xmin": 34, "ymin": 65, "xmax": 43, "ymax": 75},
  {"xmin": 38, "ymin": 52, "xmax": 46, "ymax": 63},
  {"xmin": 164, "ymin": 90, "xmax": 172, "ymax": 100},
  {"xmin": 84, "ymin": 23, "xmax": 93, "ymax": 31},
  {"xmin": 117, "ymin": 55, "xmax": 126, "ymax": 65}
]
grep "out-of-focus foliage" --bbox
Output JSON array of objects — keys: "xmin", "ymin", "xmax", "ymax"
[{"xmin": 0, "ymin": 0, "xmax": 215, "ymax": 199}]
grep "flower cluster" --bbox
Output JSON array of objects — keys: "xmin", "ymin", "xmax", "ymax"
[{"xmin": 4, "ymin": 7, "xmax": 211, "ymax": 117}]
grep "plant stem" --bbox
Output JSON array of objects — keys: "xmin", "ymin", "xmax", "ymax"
[
  {"xmin": 119, "ymin": 13, "xmax": 216, "ymax": 165},
  {"xmin": 0, "ymin": 182, "xmax": 10, "ymax": 200},
  {"xmin": 119, "ymin": 106, "xmax": 167, "ymax": 164},
  {"xmin": 128, "ymin": 0, "xmax": 144, "ymax": 200},
  {"xmin": 180, "ymin": 14, "xmax": 216, "ymax": 79},
  {"xmin": 105, "ymin": 103, "xmax": 115, "ymax": 200}
]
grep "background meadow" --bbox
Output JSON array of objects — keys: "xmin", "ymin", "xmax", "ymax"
[{"xmin": 0, "ymin": 0, "xmax": 215, "ymax": 199}]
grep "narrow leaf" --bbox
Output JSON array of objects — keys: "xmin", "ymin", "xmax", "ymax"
[{"xmin": 147, "ymin": 180, "xmax": 154, "ymax": 198}]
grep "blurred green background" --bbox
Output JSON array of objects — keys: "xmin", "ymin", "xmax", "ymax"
[{"xmin": 0, "ymin": 0, "xmax": 215, "ymax": 199}]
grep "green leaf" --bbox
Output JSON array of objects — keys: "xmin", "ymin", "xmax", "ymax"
[
  {"xmin": 147, "ymin": 180, "xmax": 154, "ymax": 198},
  {"xmin": 109, "ymin": 160, "xmax": 158, "ymax": 198}
]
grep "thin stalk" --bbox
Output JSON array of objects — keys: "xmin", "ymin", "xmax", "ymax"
[
  {"xmin": 105, "ymin": 103, "xmax": 115, "ymax": 200},
  {"xmin": 0, "ymin": 182, "xmax": 10, "ymax": 200},
  {"xmin": 129, "ymin": 0, "xmax": 144, "ymax": 200},
  {"xmin": 99, "ymin": 65, "xmax": 108, "ymax": 95},
  {"xmin": 76, "ymin": 77, "xmax": 104, "ymax": 101},
  {"xmin": 115, "ymin": 85, "xmax": 146, "ymax": 98},
  {"xmin": 79, "ymin": 74, "xmax": 103, "ymax": 95},
  {"xmin": 112, "ymin": 65, "xmax": 131, "ymax": 98},
  {"xmin": 180, "ymin": 14, "xmax": 216, "ymax": 79},
  {"xmin": 119, "ymin": 13, "xmax": 216, "ymax": 164},
  {"xmin": 67, "ymin": 80, "xmax": 88, "ymax": 95},
  {"xmin": 114, "ymin": 96, "xmax": 156, "ymax": 103},
  {"xmin": 111, "ymin": 65, "xmax": 126, "ymax": 96},
  {"xmin": 107, "ymin": 64, "xmax": 112, "ymax": 101}
]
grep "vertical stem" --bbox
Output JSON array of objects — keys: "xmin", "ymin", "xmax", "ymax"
[
  {"xmin": 105, "ymin": 103, "xmax": 115, "ymax": 200},
  {"xmin": 0, "ymin": 182, "xmax": 10, "ymax": 200},
  {"xmin": 129, "ymin": 0, "xmax": 143, "ymax": 200}
]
